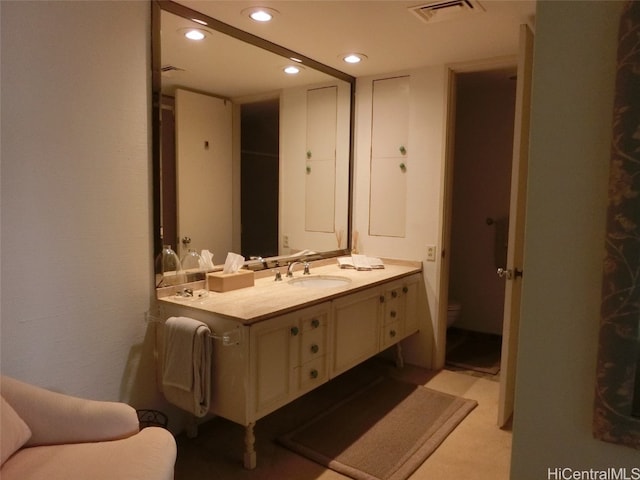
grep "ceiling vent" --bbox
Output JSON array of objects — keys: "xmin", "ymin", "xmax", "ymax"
[{"xmin": 410, "ymin": 0, "xmax": 485, "ymax": 24}]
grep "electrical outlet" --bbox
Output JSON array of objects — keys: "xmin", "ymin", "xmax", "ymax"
[
  {"xmin": 426, "ymin": 245, "xmax": 437, "ymax": 262},
  {"xmin": 283, "ymin": 234, "xmax": 289, "ymax": 248}
]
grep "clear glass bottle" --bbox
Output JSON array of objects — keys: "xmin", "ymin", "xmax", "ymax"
[
  {"xmin": 155, "ymin": 245, "xmax": 186, "ymax": 287},
  {"xmin": 181, "ymin": 249, "xmax": 202, "ymax": 273}
]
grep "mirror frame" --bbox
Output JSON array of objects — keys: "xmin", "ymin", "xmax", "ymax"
[{"xmin": 151, "ymin": 0, "xmax": 356, "ymax": 270}]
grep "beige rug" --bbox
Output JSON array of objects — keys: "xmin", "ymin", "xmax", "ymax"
[{"xmin": 278, "ymin": 377, "xmax": 477, "ymax": 480}]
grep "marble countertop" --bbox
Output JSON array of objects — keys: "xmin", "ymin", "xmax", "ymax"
[{"xmin": 157, "ymin": 259, "xmax": 422, "ymax": 325}]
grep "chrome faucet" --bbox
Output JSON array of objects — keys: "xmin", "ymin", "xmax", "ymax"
[{"xmin": 287, "ymin": 261, "xmax": 310, "ymax": 277}]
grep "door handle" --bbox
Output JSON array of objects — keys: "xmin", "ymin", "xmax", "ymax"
[{"xmin": 497, "ymin": 267, "xmax": 523, "ymax": 279}]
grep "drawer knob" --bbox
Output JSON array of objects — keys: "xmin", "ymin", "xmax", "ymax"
[
  {"xmin": 290, "ymin": 326, "xmax": 299, "ymax": 336},
  {"xmin": 390, "ymin": 310, "xmax": 397, "ymax": 318},
  {"xmin": 403, "ymin": 286, "xmax": 408, "ymax": 294},
  {"xmin": 379, "ymin": 295, "xmax": 385, "ymax": 303},
  {"xmin": 310, "ymin": 344, "xmax": 319, "ymax": 354},
  {"xmin": 389, "ymin": 329, "xmax": 397, "ymax": 338},
  {"xmin": 392, "ymin": 291, "xmax": 398, "ymax": 298},
  {"xmin": 311, "ymin": 318, "xmax": 320, "ymax": 329},
  {"xmin": 310, "ymin": 369, "xmax": 319, "ymax": 379}
]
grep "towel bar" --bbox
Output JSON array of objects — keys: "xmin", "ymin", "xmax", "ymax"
[{"xmin": 146, "ymin": 314, "xmax": 240, "ymax": 346}]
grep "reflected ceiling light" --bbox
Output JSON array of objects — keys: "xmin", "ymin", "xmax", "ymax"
[
  {"xmin": 290, "ymin": 57, "xmax": 303, "ymax": 63},
  {"xmin": 191, "ymin": 18, "xmax": 208, "ymax": 26},
  {"xmin": 179, "ymin": 27, "xmax": 210, "ymax": 41},
  {"xmin": 243, "ymin": 7, "xmax": 279, "ymax": 22},
  {"xmin": 283, "ymin": 65, "xmax": 302, "ymax": 75},
  {"xmin": 342, "ymin": 53, "xmax": 368, "ymax": 64}
]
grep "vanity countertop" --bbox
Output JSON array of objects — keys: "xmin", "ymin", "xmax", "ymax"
[{"xmin": 157, "ymin": 259, "xmax": 422, "ymax": 325}]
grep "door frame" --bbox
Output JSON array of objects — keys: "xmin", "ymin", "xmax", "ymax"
[
  {"xmin": 436, "ymin": 55, "xmax": 518, "ymax": 371},
  {"xmin": 438, "ymin": 25, "xmax": 534, "ymax": 427}
]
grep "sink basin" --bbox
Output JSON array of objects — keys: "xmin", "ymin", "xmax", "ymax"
[{"xmin": 288, "ymin": 275, "xmax": 352, "ymax": 289}]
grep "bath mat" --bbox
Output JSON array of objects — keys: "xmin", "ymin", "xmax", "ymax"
[
  {"xmin": 446, "ymin": 330, "xmax": 502, "ymax": 375},
  {"xmin": 278, "ymin": 377, "xmax": 477, "ymax": 480}
]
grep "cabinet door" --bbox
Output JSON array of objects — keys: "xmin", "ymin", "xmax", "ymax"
[
  {"xmin": 251, "ymin": 313, "xmax": 299, "ymax": 417},
  {"xmin": 306, "ymin": 86, "xmax": 337, "ymax": 233},
  {"xmin": 402, "ymin": 274, "xmax": 420, "ymax": 335},
  {"xmin": 331, "ymin": 287, "xmax": 382, "ymax": 376},
  {"xmin": 369, "ymin": 76, "xmax": 410, "ymax": 238},
  {"xmin": 371, "ymin": 77, "xmax": 409, "ymax": 158}
]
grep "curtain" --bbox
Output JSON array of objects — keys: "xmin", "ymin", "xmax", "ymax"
[{"xmin": 593, "ymin": 0, "xmax": 640, "ymax": 449}]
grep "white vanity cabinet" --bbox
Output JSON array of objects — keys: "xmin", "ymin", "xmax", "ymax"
[
  {"xmin": 157, "ymin": 264, "xmax": 423, "ymax": 470},
  {"xmin": 250, "ymin": 302, "xmax": 329, "ymax": 419}
]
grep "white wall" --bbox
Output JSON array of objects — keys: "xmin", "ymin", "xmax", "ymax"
[
  {"xmin": 0, "ymin": 1, "xmax": 158, "ymax": 406},
  {"xmin": 511, "ymin": 0, "xmax": 639, "ymax": 476}
]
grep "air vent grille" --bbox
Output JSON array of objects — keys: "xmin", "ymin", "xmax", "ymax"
[{"xmin": 410, "ymin": 0, "xmax": 485, "ymax": 24}]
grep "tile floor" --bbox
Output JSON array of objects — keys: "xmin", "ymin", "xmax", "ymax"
[{"xmin": 173, "ymin": 355, "xmax": 512, "ymax": 480}]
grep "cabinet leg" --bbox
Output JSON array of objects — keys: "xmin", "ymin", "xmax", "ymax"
[
  {"xmin": 243, "ymin": 422, "xmax": 257, "ymax": 470},
  {"xmin": 186, "ymin": 414, "xmax": 198, "ymax": 439},
  {"xmin": 395, "ymin": 342, "xmax": 404, "ymax": 369}
]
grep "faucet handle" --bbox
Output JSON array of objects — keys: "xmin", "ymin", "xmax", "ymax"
[
  {"xmin": 274, "ymin": 270, "xmax": 282, "ymax": 281},
  {"xmin": 303, "ymin": 262, "xmax": 310, "ymax": 275}
]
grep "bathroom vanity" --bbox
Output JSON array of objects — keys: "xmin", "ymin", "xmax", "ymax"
[{"xmin": 156, "ymin": 259, "xmax": 423, "ymax": 469}]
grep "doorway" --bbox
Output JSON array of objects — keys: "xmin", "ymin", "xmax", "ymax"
[
  {"xmin": 445, "ymin": 68, "xmax": 517, "ymax": 378},
  {"xmin": 240, "ymin": 99, "xmax": 280, "ymax": 259}
]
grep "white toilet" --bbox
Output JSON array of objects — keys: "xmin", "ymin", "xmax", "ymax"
[{"xmin": 447, "ymin": 302, "xmax": 462, "ymax": 328}]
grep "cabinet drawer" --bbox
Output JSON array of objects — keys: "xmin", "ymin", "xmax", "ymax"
[
  {"xmin": 302, "ymin": 314, "xmax": 326, "ymax": 331},
  {"xmin": 298, "ymin": 356, "xmax": 327, "ymax": 391},
  {"xmin": 301, "ymin": 326, "xmax": 326, "ymax": 364},
  {"xmin": 381, "ymin": 321, "xmax": 401, "ymax": 349},
  {"xmin": 383, "ymin": 303, "xmax": 401, "ymax": 326}
]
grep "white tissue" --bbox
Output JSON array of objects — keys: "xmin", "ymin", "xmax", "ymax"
[
  {"xmin": 223, "ymin": 252, "xmax": 245, "ymax": 274},
  {"xmin": 199, "ymin": 250, "xmax": 215, "ymax": 270}
]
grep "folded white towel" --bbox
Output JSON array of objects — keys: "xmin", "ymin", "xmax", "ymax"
[{"xmin": 162, "ymin": 316, "xmax": 212, "ymax": 417}]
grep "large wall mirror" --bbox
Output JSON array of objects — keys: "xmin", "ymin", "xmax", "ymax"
[{"xmin": 152, "ymin": 1, "xmax": 355, "ymax": 273}]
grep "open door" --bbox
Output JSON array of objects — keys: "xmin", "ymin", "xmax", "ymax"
[{"xmin": 497, "ymin": 24, "xmax": 535, "ymax": 427}]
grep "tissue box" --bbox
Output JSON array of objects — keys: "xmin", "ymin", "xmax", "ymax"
[{"xmin": 207, "ymin": 270, "xmax": 255, "ymax": 292}]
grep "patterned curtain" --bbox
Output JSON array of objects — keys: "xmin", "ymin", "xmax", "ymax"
[{"xmin": 593, "ymin": 0, "xmax": 640, "ymax": 449}]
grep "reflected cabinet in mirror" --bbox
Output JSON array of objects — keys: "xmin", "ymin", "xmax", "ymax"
[{"xmin": 152, "ymin": 1, "xmax": 354, "ymax": 272}]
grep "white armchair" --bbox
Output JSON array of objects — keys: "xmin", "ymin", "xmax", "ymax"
[{"xmin": 1, "ymin": 375, "xmax": 176, "ymax": 480}]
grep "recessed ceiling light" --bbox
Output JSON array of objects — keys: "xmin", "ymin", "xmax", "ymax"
[
  {"xmin": 342, "ymin": 53, "xmax": 368, "ymax": 64},
  {"xmin": 242, "ymin": 7, "xmax": 279, "ymax": 22}
]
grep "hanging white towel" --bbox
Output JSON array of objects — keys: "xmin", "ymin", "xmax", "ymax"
[{"xmin": 162, "ymin": 316, "xmax": 212, "ymax": 417}]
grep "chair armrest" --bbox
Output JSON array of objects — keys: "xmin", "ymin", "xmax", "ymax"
[{"xmin": 1, "ymin": 376, "xmax": 139, "ymax": 447}]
